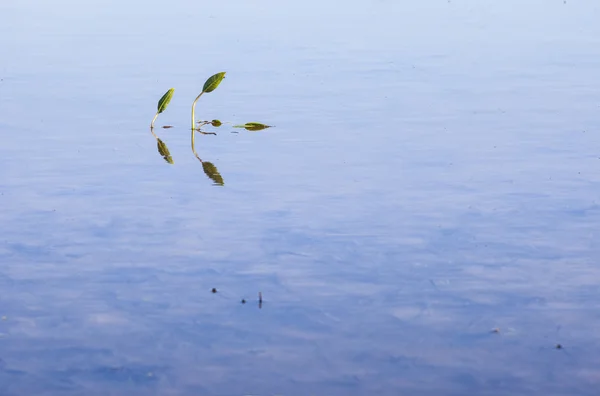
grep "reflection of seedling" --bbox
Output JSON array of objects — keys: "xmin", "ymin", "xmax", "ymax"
[
  {"xmin": 190, "ymin": 122, "xmax": 225, "ymax": 185},
  {"xmin": 151, "ymin": 88, "xmax": 175, "ymax": 129},
  {"xmin": 201, "ymin": 161, "xmax": 224, "ymax": 186},
  {"xmin": 156, "ymin": 137, "xmax": 174, "ymax": 164},
  {"xmin": 150, "ymin": 128, "xmax": 174, "ymax": 164}
]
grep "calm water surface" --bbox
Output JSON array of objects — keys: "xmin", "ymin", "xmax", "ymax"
[{"xmin": 1, "ymin": 0, "xmax": 600, "ymax": 395}]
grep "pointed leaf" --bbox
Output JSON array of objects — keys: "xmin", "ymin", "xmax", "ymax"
[
  {"xmin": 157, "ymin": 88, "xmax": 175, "ymax": 114},
  {"xmin": 157, "ymin": 138, "xmax": 174, "ymax": 164},
  {"xmin": 233, "ymin": 122, "xmax": 272, "ymax": 131},
  {"xmin": 202, "ymin": 72, "xmax": 226, "ymax": 93},
  {"xmin": 202, "ymin": 161, "xmax": 224, "ymax": 185}
]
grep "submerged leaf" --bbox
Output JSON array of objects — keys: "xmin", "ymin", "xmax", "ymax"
[
  {"xmin": 202, "ymin": 161, "xmax": 224, "ymax": 185},
  {"xmin": 157, "ymin": 138, "xmax": 174, "ymax": 164},
  {"xmin": 202, "ymin": 72, "xmax": 226, "ymax": 93},
  {"xmin": 157, "ymin": 88, "xmax": 175, "ymax": 114},
  {"xmin": 211, "ymin": 119, "xmax": 222, "ymax": 127},
  {"xmin": 233, "ymin": 122, "xmax": 272, "ymax": 131}
]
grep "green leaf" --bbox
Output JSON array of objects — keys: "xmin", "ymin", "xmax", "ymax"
[
  {"xmin": 211, "ymin": 119, "xmax": 222, "ymax": 127},
  {"xmin": 202, "ymin": 161, "xmax": 224, "ymax": 185},
  {"xmin": 157, "ymin": 138, "xmax": 174, "ymax": 164},
  {"xmin": 233, "ymin": 122, "xmax": 272, "ymax": 131},
  {"xmin": 157, "ymin": 88, "xmax": 175, "ymax": 114},
  {"xmin": 202, "ymin": 72, "xmax": 226, "ymax": 93}
]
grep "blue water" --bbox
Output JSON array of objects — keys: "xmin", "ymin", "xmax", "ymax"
[{"xmin": 1, "ymin": 0, "xmax": 600, "ymax": 395}]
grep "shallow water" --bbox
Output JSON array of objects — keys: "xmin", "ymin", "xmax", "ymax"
[{"xmin": 1, "ymin": 0, "xmax": 600, "ymax": 395}]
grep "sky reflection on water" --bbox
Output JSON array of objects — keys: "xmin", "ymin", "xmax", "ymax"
[{"xmin": 1, "ymin": 0, "xmax": 600, "ymax": 395}]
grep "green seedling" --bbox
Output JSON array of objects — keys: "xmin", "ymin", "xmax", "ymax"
[
  {"xmin": 151, "ymin": 88, "xmax": 175, "ymax": 129},
  {"xmin": 191, "ymin": 72, "xmax": 226, "ymax": 130},
  {"xmin": 191, "ymin": 72, "xmax": 226, "ymax": 158},
  {"xmin": 146, "ymin": 73, "xmax": 270, "ymax": 186}
]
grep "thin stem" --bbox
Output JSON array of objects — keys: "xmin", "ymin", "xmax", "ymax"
[
  {"xmin": 191, "ymin": 92, "xmax": 204, "ymax": 130},
  {"xmin": 151, "ymin": 112, "xmax": 159, "ymax": 129},
  {"xmin": 191, "ymin": 91, "xmax": 204, "ymax": 154}
]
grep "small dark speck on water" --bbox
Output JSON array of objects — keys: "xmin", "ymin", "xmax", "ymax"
[
  {"xmin": 556, "ymin": 344, "xmax": 563, "ymax": 349},
  {"xmin": 162, "ymin": 125, "xmax": 173, "ymax": 129},
  {"xmin": 211, "ymin": 288, "xmax": 217, "ymax": 293},
  {"xmin": 241, "ymin": 299, "xmax": 246, "ymax": 304}
]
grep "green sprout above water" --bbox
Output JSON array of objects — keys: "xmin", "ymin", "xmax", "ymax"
[
  {"xmin": 192, "ymin": 72, "xmax": 226, "ymax": 131},
  {"xmin": 151, "ymin": 88, "xmax": 175, "ymax": 129},
  {"xmin": 147, "ymin": 73, "xmax": 271, "ymax": 185},
  {"xmin": 191, "ymin": 72, "xmax": 226, "ymax": 166}
]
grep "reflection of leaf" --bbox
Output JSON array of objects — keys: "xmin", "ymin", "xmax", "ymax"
[
  {"xmin": 157, "ymin": 138, "xmax": 174, "ymax": 164},
  {"xmin": 157, "ymin": 88, "xmax": 175, "ymax": 114},
  {"xmin": 233, "ymin": 122, "xmax": 272, "ymax": 131},
  {"xmin": 202, "ymin": 72, "xmax": 226, "ymax": 93},
  {"xmin": 211, "ymin": 119, "xmax": 222, "ymax": 127},
  {"xmin": 202, "ymin": 161, "xmax": 224, "ymax": 185}
]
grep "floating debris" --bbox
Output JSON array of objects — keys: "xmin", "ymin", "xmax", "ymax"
[
  {"xmin": 211, "ymin": 288, "xmax": 217, "ymax": 293},
  {"xmin": 241, "ymin": 299, "xmax": 246, "ymax": 304},
  {"xmin": 555, "ymin": 344, "xmax": 563, "ymax": 350},
  {"xmin": 233, "ymin": 122, "xmax": 272, "ymax": 131}
]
